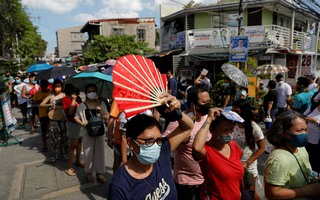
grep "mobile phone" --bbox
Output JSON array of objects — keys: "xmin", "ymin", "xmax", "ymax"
[{"xmin": 201, "ymin": 68, "xmax": 208, "ymax": 76}]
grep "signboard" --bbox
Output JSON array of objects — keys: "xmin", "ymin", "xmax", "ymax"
[
  {"xmin": 247, "ymin": 76, "xmax": 258, "ymax": 98},
  {"xmin": 175, "ymin": 31, "xmax": 185, "ymax": 48},
  {"xmin": 1, "ymin": 94, "xmax": 16, "ymax": 132},
  {"xmin": 229, "ymin": 27, "xmax": 265, "ymax": 46},
  {"xmin": 229, "ymin": 36, "xmax": 248, "ymax": 62},
  {"xmin": 287, "ymin": 54, "xmax": 298, "ymax": 79},
  {"xmin": 300, "ymin": 55, "xmax": 313, "ymax": 76}
]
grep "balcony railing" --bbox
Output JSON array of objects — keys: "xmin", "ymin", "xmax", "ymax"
[{"xmin": 174, "ymin": 25, "xmax": 318, "ymax": 54}]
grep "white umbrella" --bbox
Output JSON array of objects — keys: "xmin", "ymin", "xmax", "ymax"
[
  {"xmin": 253, "ymin": 64, "xmax": 289, "ymax": 75},
  {"xmin": 221, "ymin": 63, "xmax": 248, "ymax": 87}
]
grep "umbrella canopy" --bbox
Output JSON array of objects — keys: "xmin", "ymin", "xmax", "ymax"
[
  {"xmin": 36, "ymin": 66, "xmax": 76, "ymax": 80},
  {"xmin": 252, "ymin": 64, "xmax": 289, "ymax": 75},
  {"xmin": 26, "ymin": 63, "xmax": 53, "ymax": 73},
  {"xmin": 105, "ymin": 59, "xmax": 116, "ymax": 65},
  {"xmin": 221, "ymin": 63, "xmax": 248, "ymax": 87},
  {"xmin": 66, "ymin": 72, "xmax": 113, "ymax": 100}
]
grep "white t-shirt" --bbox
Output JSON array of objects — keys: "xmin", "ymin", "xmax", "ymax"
[
  {"xmin": 14, "ymin": 83, "xmax": 27, "ymax": 104},
  {"xmin": 232, "ymin": 121, "xmax": 264, "ymax": 177},
  {"xmin": 308, "ymin": 82, "xmax": 317, "ymax": 91},
  {"xmin": 276, "ymin": 81, "xmax": 292, "ymax": 108},
  {"xmin": 304, "ymin": 108, "xmax": 320, "ymax": 144}
]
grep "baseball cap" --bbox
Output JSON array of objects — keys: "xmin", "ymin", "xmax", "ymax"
[{"xmin": 305, "ymin": 72, "xmax": 316, "ymax": 78}]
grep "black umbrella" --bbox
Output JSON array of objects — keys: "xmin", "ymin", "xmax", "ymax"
[{"xmin": 36, "ymin": 66, "xmax": 76, "ymax": 80}]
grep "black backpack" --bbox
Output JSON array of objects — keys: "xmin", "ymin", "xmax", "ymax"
[{"xmin": 84, "ymin": 102, "xmax": 105, "ymax": 137}]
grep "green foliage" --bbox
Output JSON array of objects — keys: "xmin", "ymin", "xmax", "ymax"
[
  {"xmin": 0, "ymin": 0, "xmax": 47, "ymax": 65},
  {"xmin": 184, "ymin": 0, "xmax": 203, "ymax": 8},
  {"xmin": 84, "ymin": 35, "xmax": 157, "ymax": 64}
]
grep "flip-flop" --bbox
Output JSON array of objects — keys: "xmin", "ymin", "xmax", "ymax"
[
  {"xmin": 75, "ymin": 161, "xmax": 85, "ymax": 168},
  {"xmin": 29, "ymin": 130, "xmax": 35, "ymax": 135},
  {"xmin": 86, "ymin": 173, "xmax": 94, "ymax": 182},
  {"xmin": 65, "ymin": 169, "xmax": 77, "ymax": 176}
]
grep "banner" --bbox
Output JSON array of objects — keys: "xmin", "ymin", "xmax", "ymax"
[
  {"xmin": 229, "ymin": 27, "xmax": 265, "ymax": 46},
  {"xmin": 229, "ymin": 36, "xmax": 248, "ymax": 62},
  {"xmin": 1, "ymin": 94, "xmax": 16, "ymax": 132},
  {"xmin": 287, "ymin": 54, "xmax": 298, "ymax": 79}
]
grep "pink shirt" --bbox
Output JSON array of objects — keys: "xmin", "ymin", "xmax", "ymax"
[{"xmin": 164, "ymin": 115, "xmax": 211, "ymax": 185}]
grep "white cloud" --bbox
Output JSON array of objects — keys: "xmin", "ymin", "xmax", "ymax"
[
  {"xmin": 73, "ymin": 13, "xmax": 96, "ymax": 22},
  {"xmin": 21, "ymin": 0, "xmax": 82, "ymax": 14}
]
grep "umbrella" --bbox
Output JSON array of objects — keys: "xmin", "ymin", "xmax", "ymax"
[
  {"xmin": 71, "ymin": 56, "xmax": 83, "ymax": 62},
  {"xmin": 66, "ymin": 72, "xmax": 113, "ymax": 100},
  {"xmin": 26, "ymin": 63, "xmax": 53, "ymax": 73},
  {"xmin": 103, "ymin": 59, "xmax": 117, "ymax": 75},
  {"xmin": 221, "ymin": 63, "xmax": 248, "ymax": 87},
  {"xmin": 252, "ymin": 64, "xmax": 289, "ymax": 75},
  {"xmin": 36, "ymin": 66, "xmax": 76, "ymax": 80}
]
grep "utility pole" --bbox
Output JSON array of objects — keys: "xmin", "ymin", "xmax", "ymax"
[{"xmin": 238, "ymin": 0, "xmax": 243, "ymax": 35}]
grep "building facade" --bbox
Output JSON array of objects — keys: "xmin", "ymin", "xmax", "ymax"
[
  {"xmin": 56, "ymin": 26, "xmax": 85, "ymax": 58},
  {"xmin": 160, "ymin": 0, "xmax": 320, "ymax": 85},
  {"xmin": 80, "ymin": 18, "xmax": 156, "ymax": 52}
]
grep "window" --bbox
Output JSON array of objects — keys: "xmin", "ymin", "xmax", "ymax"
[
  {"xmin": 137, "ymin": 29, "xmax": 146, "ymax": 41},
  {"xmin": 112, "ymin": 28, "xmax": 124, "ymax": 35}
]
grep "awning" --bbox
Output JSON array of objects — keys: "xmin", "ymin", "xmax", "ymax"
[{"xmin": 145, "ymin": 48, "xmax": 183, "ymax": 58}]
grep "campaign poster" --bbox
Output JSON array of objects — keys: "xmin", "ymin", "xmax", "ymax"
[
  {"xmin": 229, "ymin": 36, "xmax": 248, "ymax": 62},
  {"xmin": 1, "ymin": 94, "xmax": 16, "ymax": 132}
]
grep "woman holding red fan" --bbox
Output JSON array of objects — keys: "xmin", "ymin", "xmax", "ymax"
[{"xmin": 108, "ymin": 93, "xmax": 194, "ymax": 199}]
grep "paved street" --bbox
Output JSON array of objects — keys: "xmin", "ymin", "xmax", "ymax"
[{"xmin": 0, "ymin": 107, "xmax": 269, "ymax": 199}]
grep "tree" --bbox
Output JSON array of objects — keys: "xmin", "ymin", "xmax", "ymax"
[
  {"xmin": 184, "ymin": 0, "xmax": 203, "ymax": 8},
  {"xmin": 84, "ymin": 35, "xmax": 156, "ymax": 64},
  {"xmin": 0, "ymin": 0, "xmax": 47, "ymax": 68}
]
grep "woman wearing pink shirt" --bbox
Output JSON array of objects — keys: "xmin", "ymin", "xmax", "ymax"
[{"xmin": 164, "ymin": 87, "xmax": 211, "ymax": 200}]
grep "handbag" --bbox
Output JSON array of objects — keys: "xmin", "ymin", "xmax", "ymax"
[
  {"xmin": 241, "ymin": 169, "xmax": 255, "ymax": 200},
  {"xmin": 84, "ymin": 102, "xmax": 105, "ymax": 137},
  {"xmin": 48, "ymin": 107, "xmax": 64, "ymax": 121}
]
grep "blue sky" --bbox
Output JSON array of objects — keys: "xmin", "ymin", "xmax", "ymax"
[{"xmin": 21, "ymin": 0, "xmax": 215, "ymax": 55}]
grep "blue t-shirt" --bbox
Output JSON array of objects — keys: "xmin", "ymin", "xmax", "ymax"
[
  {"xmin": 293, "ymin": 89, "xmax": 316, "ymax": 113},
  {"xmin": 108, "ymin": 138, "xmax": 176, "ymax": 200},
  {"xmin": 168, "ymin": 77, "xmax": 178, "ymax": 97}
]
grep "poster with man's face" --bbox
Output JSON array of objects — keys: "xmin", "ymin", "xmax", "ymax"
[{"xmin": 229, "ymin": 36, "xmax": 248, "ymax": 62}]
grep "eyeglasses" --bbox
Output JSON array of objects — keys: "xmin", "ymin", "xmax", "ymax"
[{"xmin": 135, "ymin": 137, "xmax": 163, "ymax": 147}]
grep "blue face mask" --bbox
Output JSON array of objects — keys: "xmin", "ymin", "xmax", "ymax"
[
  {"xmin": 223, "ymin": 83, "xmax": 229, "ymax": 87},
  {"xmin": 32, "ymin": 81, "xmax": 37, "ymax": 85},
  {"xmin": 133, "ymin": 140, "xmax": 161, "ymax": 165},
  {"xmin": 48, "ymin": 79, "xmax": 54, "ymax": 84},
  {"xmin": 15, "ymin": 80, "xmax": 21, "ymax": 84},
  {"xmin": 286, "ymin": 131, "xmax": 308, "ymax": 147},
  {"xmin": 217, "ymin": 134, "xmax": 233, "ymax": 144}
]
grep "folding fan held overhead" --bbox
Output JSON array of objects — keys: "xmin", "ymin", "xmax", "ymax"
[{"xmin": 112, "ymin": 55, "xmax": 168, "ymax": 117}]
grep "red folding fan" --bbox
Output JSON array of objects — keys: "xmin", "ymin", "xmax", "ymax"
[{"xmin": 112, "ymin": 55, "xmax": 167, "ymax": 117}]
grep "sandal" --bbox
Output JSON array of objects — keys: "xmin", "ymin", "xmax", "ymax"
[
  {"xmin": 75, "ymin": 161, "xmax": 85, "ymax": 168},
  {"xmin": 65, "ymin": 168, "xmax": 77, "ymax": 176},
  {"xmin": 86, "ymin": 173, "xmax": 94, "ymax": 182},
  {"xmin": 96, "ymin": 174, "xmax": 107, "ymax": 183},
  {"xmin": 42, "ymin": 147, "xmax": 48, "ymax": 152},
  {"xmin": 29, "ymin": 130, "xmax": 35, "ymax": 135}
]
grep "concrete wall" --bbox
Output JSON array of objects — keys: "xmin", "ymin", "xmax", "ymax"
[
  {"xmin": 194, "ymin": 13, "xmax": 211, "ymax": 29},
  {"xmin": 56, "ymin": 26, "xmax": 85, "ymax": 58},
  {"xmin": 100, "ymin": 21, "xmax": 156, "ymax": 49}
]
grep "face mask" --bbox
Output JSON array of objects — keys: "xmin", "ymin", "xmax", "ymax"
[
  {"xmin": 15, "ymin": 80, "xmax": 21, "ymax": 84},
  {"xmin": 48, "ymin": 79, "xmax": 54, "ymax": 84},
  {"xmin": 133, "ymin": 141, "xmax": 161, "ymax": 165},
  {"xmin": 217, "ymin": 134, "xmax": 233, "ymax": 144},
  {"xmin": 86, "ymin": 92, "xmax": 97, "ymax": 100},
  {"xmin": 223, "ymin": 83, "xmax": 229, "ymax": 87},
  {"xmin": 286, "ymin": 131, "xmax": 308, "ymax": 147},
  {"xmin": 196, "ymin": 103, "xmax": 210, "ymax": 116},
  {"xmin": 32, "ymin": 81, "xmax": 37, "ymax": 85}
]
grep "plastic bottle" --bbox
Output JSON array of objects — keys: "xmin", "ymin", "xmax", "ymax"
[{"xmin": 264, "ymin": 116, "xmax": 272, "ymax": 130}]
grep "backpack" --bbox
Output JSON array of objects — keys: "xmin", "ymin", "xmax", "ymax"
[{"xmin": 84, "ymin": 102, "xmax": 105, "ymax": 137}]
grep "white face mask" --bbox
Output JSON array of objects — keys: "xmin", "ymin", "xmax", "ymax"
[{"xmin": 86, "ymin": 92, "xmax": 97, "ymax": 100}]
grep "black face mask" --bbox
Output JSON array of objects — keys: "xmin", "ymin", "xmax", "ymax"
[{"xmin": 196, "ymin": 103, "xmax": 210, "ymax": 116}]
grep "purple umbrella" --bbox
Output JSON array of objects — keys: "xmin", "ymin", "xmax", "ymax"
[{"xmin": 103, "ymin": 59, "xmax": 117, "ymax": 75}]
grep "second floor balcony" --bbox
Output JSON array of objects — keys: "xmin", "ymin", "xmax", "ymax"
[{"xmin": 171, "ymin": 25, "xmax": 318, "ymax": 56}]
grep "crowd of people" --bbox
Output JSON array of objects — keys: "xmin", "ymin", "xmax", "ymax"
[{"xmin": 2, "ymin": 67, "xmax": 320, "ymax": 199}]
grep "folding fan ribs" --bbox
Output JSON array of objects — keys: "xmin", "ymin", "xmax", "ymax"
[{"xmin": 112, "ymin": 55, "xmax": 167, "ymax": 117}]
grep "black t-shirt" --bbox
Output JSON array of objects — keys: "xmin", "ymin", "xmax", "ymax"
[
  {"xmin": 222, "ymin": 86, "xmax": 235, "ymax": 107},
  {"xmin": 263, "ymin": 90, "xmax": 278, "ymax": 111}
]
